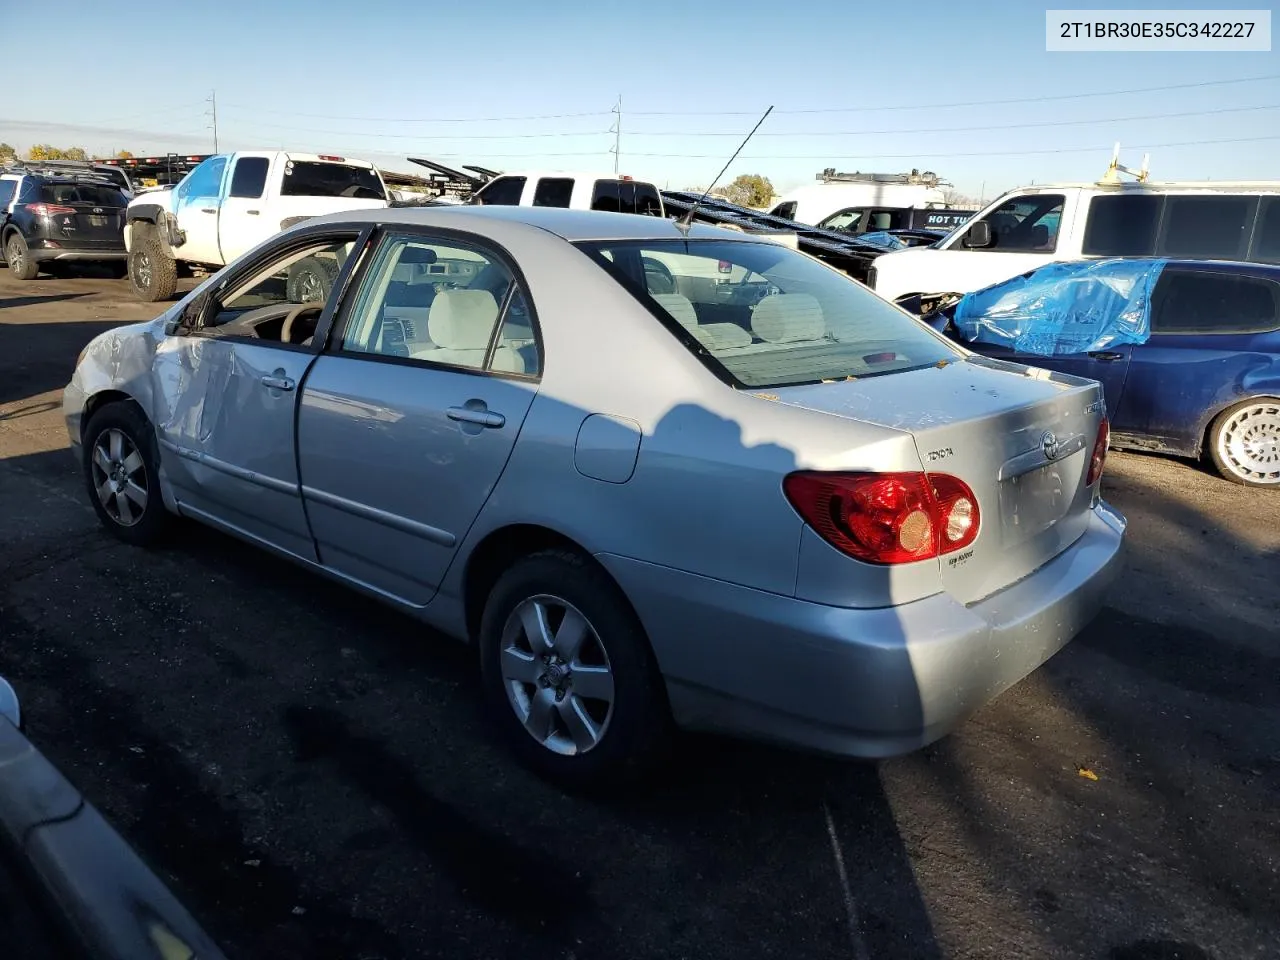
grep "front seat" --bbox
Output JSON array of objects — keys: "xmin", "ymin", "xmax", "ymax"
[{"xmin": 422, "ymin": 289, "xmax": 500, "ymax": 366}]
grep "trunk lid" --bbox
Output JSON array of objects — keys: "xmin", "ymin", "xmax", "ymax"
[
  {"xmin": 39, "ymin": 183, "xmax": 127, "ymax": 244},
  {"xmin": 774, "ymin": 355, "xmax": 1104, "ymax": 604}
]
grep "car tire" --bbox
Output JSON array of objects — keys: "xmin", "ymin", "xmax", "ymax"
[
  {"xmin": 5, "ymin": 233, "xmax": 40, "ymax": 280},
  {"xmin": 286, "ymin": 256, "xmax": 337, "ymax": 304},
  {"xmin": 478, "ymin": 549, "xmax": 670, "ymax": 791},
  {"xmin": 82, "ymin": 401, "xmax": 171, "ymax": 546},
  {"xmin": 1207, "ymin": 398, "xmax": 1280, "ymax": 488},
  {"xmin": 128, "ymin": 230, "xmax": 178, "ymax": 302}
]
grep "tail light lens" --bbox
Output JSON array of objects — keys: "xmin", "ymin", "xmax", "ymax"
[
  {"xmin": 1086, "ymin": 417, "xmax": 1110, "ymax": 486},
  {"xmin": 783, "ymin": 471, "xmax": 981, "ymax": 566},
  {"xmin": 26, "ymin": 203, "xmax": 77, "ymax": 217}
]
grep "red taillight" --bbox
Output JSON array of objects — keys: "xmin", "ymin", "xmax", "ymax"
[
  {"xmin": 26, "ymin": 203, "xmax": 77, "ymax": 217},
  {"xmin": 1086, "ymin": 418, "xmax": 1110, "ymax": 486},
  {"xmin": 783, "ymin": 471, "xmax": 981, "ymax": 566}
]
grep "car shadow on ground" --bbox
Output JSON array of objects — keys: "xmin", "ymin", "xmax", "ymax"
[
  {"xmin": 0, "ymin": 292, "xmax": 88, "ymax": 310},
  {"xmin": 0, "ymin": 319, "xmax": 121, "ymax": 406}
]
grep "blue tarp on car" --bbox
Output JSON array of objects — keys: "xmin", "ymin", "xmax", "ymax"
[{"xmin": 953, "ymin": 258, "xmax": 1167, "ymax": 355}]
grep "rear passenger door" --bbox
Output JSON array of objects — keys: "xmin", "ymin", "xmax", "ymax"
[
  {"xmin": 1112, "ymin": 266, "xmax": 1280, "ymax": 453},
  {"xmin": 296, "ymin": 229, "xmax": 541, "ymax": 606}
]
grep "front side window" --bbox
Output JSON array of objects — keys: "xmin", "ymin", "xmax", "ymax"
[
  {"xmin": 339, "ymin": 234, "xmax": 539, "ymax": 376},
  {"xmin": 201, "ymin": 235, "xmax": 361, "ymax": 344},
  {"xmin": 176, "ymin": 156, "xmax": 227, "ymax": 205},
  {"xmin": 1159, "ymin": 196, "xmax": 1255, "ymax": 259},
  {"xmin": 770, "ymin": 201, "xmax": 798, "ymax": 220},
  {"xmin": 1083, "ymin": 194, "xmax": 1161, "ymax": 256},
  {"xmin": 280, "ymin": 161, "xmax": 384, "ymax": 200},
  {"xmin": 475, "ymin": 176, "xmax": 526, "ymax": 206},
  {"xmin": 818, "ymin": 208, "xmax": 864, "ymax": 232},
  {"xmin": 1152, "ymin": 269, "xmax": 1280, "ymax": 335},
  {"xmin": 1252, "ymin": 197, "xmax": 1280, "ymax": 263},
  {"xmin": 578, "ymin": 239, "xmax": 959, "ymax": 389},
  {"xmin": 533, "ymin": 177, "xmax": 574, "ymax": 207},
  {"xmin": 229, "ymin": 157, "xmax": 270, "ymax": 199},
  {"xmin": 966, "ymin": 194, "xmax": 1064, "ymax": 252}
]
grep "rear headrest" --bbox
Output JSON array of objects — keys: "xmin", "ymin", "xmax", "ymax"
[
  {"xmin": 398, "ymin": 245, "xmax": 438, "ymax": 265},
  {"xmin": 651, "ymin": 293, "xmax": 698, "ymax": 329},
  {"xmin": 428, "ymin": 289, "xmax": 499, "ymax": 349},
  {"xmin": 391, "ymin": 263, "xmax": 417, "ymax": 283},
  {"xmin": 751, "ymin": 294, "xmax": 825, "ymax": 343}
]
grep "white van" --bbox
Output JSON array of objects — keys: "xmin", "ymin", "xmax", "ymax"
[
  {"xmin": 768, "ymin": 170, "xmax": 948, "ymax": 226},
  {"xmin": 868, "ymin": 179, "xmax": 1280, "ymax": 303},
  {"xmin": 472, "ymin": 171, "xmax": 665, "ymax": 216}
]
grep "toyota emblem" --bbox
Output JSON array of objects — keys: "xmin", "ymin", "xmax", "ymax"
[
  {"xmin": 93, "ymin": 207, "xmax": 103, "ymax": 214},
  {"xmin": 1041, "ymin": 431, "xmax": 1061, "ymax": 460}
]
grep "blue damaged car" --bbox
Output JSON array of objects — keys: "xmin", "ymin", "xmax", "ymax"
[{"xmin": 927, "ymin": 258, "xmax": 1280, "ymax": 488}]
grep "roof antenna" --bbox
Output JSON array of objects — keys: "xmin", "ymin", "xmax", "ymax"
[{"xmin": 677, "ymin": 105, "xmax": 774, "ymax": 230}]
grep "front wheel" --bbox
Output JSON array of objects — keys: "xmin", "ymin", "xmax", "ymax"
[
  {"xmin": 286, "ymin": 256, "xmax": 338, "ymax": 304},
  {"xmin": 128, "ymin": 232, "xmax": 177, "ymax": 302},
  {"xmin": 1208, "ymin": 399, "xmax": 1280, "ymax": 487},
  {"xmin": 5, "ymin": 233, "xmax": 40, "ymax": 280},
  {"xmin": 478, "ymin": 550, "xmax": 670, "ymax": 790},
  {"xmin": 82, "ymin": 401, "xmax": 172, "ymax": 546}
]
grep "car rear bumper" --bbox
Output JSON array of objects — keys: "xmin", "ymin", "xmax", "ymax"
[
  {"xmin": 27, "ymin": 238, "xmax": 126, "ymax": 262},
  {"xmin": 598, "ymin": 500, "xmax": 1126, "ymax": 759}
]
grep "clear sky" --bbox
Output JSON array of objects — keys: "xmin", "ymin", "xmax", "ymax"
[{"xmin": 3, "ymin": 0, "xmax": 1277, "ymax": 200}]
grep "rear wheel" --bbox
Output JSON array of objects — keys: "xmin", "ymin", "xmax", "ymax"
[
  {"xmin": 478, "ymin": 549, "xmax": 670, "ymax": 790},
  {"xmin": 128, "ymin": 230, "xmax": 177, "ymax": 302},
  {"xmin": 1208, "ymin": 399, "xmax": 1280, "ymax": 487},
  {"xmin": 5, "ymin": 233, "xmax": 39, "ymax": 280},
  {"xmin": 82, "ymin": 401, "xmax": 171, "ymax": 546}
]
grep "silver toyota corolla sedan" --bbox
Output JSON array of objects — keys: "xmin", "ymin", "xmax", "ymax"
[{"xmin": 64, "ymin": 206, "xmax": 1125, "ymax": 787}]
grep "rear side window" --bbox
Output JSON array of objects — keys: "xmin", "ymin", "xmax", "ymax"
[
  {"xmin": 476, "ymin": 176, "xmax": 526, "ymax": 205},
  {"xmin": 1250, "ymin": 198, "xmax": 1280, "ymax": 263},
  {"xmin": 1152, "ymin": 269, "xmax": 1280, "ymax": 334},
  {"xmin": 578, "ymin": 238, "xmax": 958, "ymax": 389},
  {"xmin": 1083, "ymin": 195, "xmax": 1161, "ymax": 256},
  {"xmin": 0, "ymin": 179, "xmax": 16, "ymax": 210},
  {"xmin": 39, "ymin": 183, "xmax": 127, "ymax": 206},
  {"xmin": 1159, "ymin": 196, "xmax": 1255, "ymax": 259},
  {"xmin": 281, "ymin": 161, "xmax": 385, "ymax": 200},
  {"xmin": 532, "ymin": 177, "xmax": 574, "ymax": 207},
  {"xmin": 229, "ymin": 157, "xmax": 269, "ymax": 198}
]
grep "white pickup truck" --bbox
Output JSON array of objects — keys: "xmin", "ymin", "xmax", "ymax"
[{"xmin": 123, "ymin": 151, "xmax": 388, "ymax": 301}]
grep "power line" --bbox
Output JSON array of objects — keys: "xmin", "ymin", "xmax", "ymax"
[
  {"xmin": 625, "ymin": 102, "xmax": 1280, "ymax": 137},
  {"xmin": 218, "ymin": 104, "xmax": 610, "ymax": 123},
  {"xmin": 628, "ymin": 73, "xmax": 1280, "ymax": 116},
  {"xmin": 216, "ymin": 113, "xmax": 611, "ymax": 139}
]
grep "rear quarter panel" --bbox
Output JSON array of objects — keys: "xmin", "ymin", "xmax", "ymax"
[{"xmin": 1114, "ymin": 332, "xmax": 1280, "ymax": 456}]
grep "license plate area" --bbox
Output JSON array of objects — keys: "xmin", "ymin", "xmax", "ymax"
[
  {"xmin": 88, "ymin": 215, "xmax": 108, "ymax": 227},
  {"xmin": 998, "ymin": 455, "xmax": 1078, "ymax": 545}
]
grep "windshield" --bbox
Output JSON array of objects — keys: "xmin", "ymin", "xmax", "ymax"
[
  {"xmin": 281, "ymin": 161, "xmax": 386, "ymax": 200},
  {"xmin": 578, "ymin": 239, "xmax": 959, "ymax": 389}
]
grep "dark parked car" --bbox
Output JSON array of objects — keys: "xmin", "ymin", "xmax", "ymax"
[
  {"xmin": 0, "ymin": 169, "xmax": 129, "ymax": 280},
  {"xmin": 0, "ymin": 676, "xmax": 228, "ymax": 960},
  {"xmin": 928, "ymin": 259, "xmax": 1280, "ymax": 487}
]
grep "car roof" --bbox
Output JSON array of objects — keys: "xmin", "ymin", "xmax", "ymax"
[
  {"xmin": 1163, "ymin": 259, "xmax": 1280, "ymax": 277},
  {"xmin": 306, "ymin": 205, "xmax": 760, "ymax": 243}
]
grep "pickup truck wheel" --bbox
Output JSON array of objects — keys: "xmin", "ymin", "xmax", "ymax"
[
  {"xmin": 286, "ymin": 257, "xmax": 338, "ymax": 304},
  {"xmin": 5, "ymin": 233, "xmax": 40, "ymax": 280},
  {"xmin": 129, "ymin": 232, "xmax": 177, "ymax": 302}
]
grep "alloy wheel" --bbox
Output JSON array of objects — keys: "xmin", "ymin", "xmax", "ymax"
[
  {"xmin": 1215, "ymin": 401, "xmax": 1280, "ymax": 485},
  {"xmin": 91, "ymin": 428, "xmax": 149, "ymax": 526},
  {"xmin": 499, "ymin": 595, "xmax": 616, "ymax": 756}
]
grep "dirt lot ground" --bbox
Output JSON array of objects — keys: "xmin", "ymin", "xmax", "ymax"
[{"xmin": 1, "ymin": 267, "xmax": 1278, "ymax": 960}]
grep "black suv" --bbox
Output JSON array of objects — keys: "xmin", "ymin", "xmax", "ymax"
[{"xmin": 0, "ymin": 168, "xmax": 129, "ymax": 280}]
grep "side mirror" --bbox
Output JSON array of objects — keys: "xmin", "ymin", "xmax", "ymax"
[
  {"xmin": 964, "ymin": 220, "xmax": 993, "ymax": 249},
  {"xmin": 0, "ymin": 676, "xmax": 20, "ymax": 730}
]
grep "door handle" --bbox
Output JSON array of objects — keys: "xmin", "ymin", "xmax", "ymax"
[
  {"xmin": 246, "ymin": 209, "xmax": 260, "ymax": 215},
  {"xmin": 261, "ymin": 375, "xmax": 295, "ymax": 391},
  {"xmin": 447, "ymin": 405, "xmax": 505, "ymax": 428},
  {"xmin": 1088, "ymin": 351, "xmax": 1124, "ymax": 361},
  {"xmin": 200, "ymin": 207, "xmax": 216, "ymax": 214}
]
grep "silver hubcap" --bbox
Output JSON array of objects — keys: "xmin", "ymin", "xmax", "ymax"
[
  {"xmin": 8, "ymin": 241, "xmax": 22, "ymax": 271},
  {"xmin": 499, "ymin": 595, "xmax": 615, "ymax": 756},
  {"xmin": 1216, "ymin": 402, "xmax": 1280, "ymax": 485},
  {"xmin": 135, "ymin": 252, "xmax": 152, "ymax": 288},
  {"xmin": 91, "ymin": 428, "xmax": 149, "ymax": 525},
  {"xmin": 298, "ymin": 270, "xmax": 323, "ymax": 301}
]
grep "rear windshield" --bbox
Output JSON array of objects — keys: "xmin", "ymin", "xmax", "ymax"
[
  {"xmin": 39, "ymin": 183, "xmax": 127, "ymax": 206},
  {"xmin": 578, "ymin": 239, "xmax": 958, "ymax": 388},
  {"xmin": 280, "ymin": 161, "xmax": 385, "ymax": 200},
  {"xmin": 590, "ymin": 180, "xmax": 664, "ymax": 216}
]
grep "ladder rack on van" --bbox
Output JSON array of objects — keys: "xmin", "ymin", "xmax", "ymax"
[{"xmin": 815, "ymin": 168, "xmax": 951, "ymax": 188}]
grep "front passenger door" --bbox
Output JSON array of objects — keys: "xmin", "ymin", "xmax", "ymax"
[{"xmin": 296, "ymin": 231, "xmax": 541, "ymax": 606}]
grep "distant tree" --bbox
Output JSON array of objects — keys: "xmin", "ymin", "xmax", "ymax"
[
  {"xmin": 64, "ymin": 146, "xmax": 88, "ymax": 160},
  {"xmin": 115, "ymin": 150, "xmax": 135, "ymax": 159},
  {"xmin": 25, "ymin": 144, "xmax": 89, "ymax": 161},
  {"xmin": 0, "ymin": 143, "xmax": 15, "ymax": 162},
  {"xmin": 941, "ymin": 188, "xmax": 980, "ymax": 207},
  {"xmin": 722, "ymin": 174, "xmax": 774, "ymax": 208}
]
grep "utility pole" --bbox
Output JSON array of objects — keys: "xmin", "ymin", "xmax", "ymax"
[
  {"xmin": 609, "ymin": 94, "xmax": 621, "ymax": 174},
  {"xmin": 207, "ymin": 90, "xmax": 219, "ymax": 152}
]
